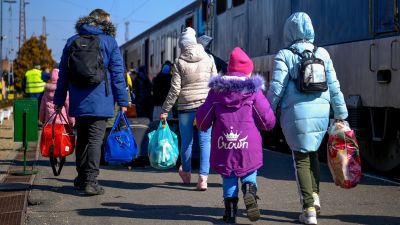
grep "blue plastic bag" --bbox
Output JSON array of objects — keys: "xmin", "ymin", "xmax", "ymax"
[
  {"xmin": 147, "ymin": 121, "xmax": 179, "ymax": 169},
  {"xmin": 105, "ymin": 111, "xmax": 138, "ymax": 162}
]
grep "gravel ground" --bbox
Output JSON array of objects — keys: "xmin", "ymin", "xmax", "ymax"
[{"xmin": 0, "ymin": 116, "xmax": 19, "ymax": 153}]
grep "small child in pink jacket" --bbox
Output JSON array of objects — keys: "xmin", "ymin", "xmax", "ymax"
[{"xmin": 39, "ymin": 68, "xmax": 74, "ymax": 125}]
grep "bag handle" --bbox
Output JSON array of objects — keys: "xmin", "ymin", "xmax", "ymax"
[
  {"xmin": 48, "ymin": 110, "xmax": 71, "ymax": 176},
  {"xmin": 110, "ymin": 111, "xmax": 133, "ymax": 134},
  {"xmin": 49, "ymin": 155, "xmax": 66, "ymax": 176},
  {"xmin": 110, "ymin": 111, "xmax": 123, "ymax": 132}
]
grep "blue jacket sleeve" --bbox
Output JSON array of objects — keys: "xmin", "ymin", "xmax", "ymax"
[
  {"xmin": 54, "ymin": 43, "xmax": 69, "ymax": 107},
  {"xmin": 321, "ymin": 48, "xmax": 348, "ymax": 120},
  {"xmin": 196, "ymin": 90, "xmax": 215, "ymax": 131},
  {"xmin": 108, "ymin": 39, "xmax": 128, "ymax": 107},
  {"xmin": 266, "ymin": 50, "xmax": 290, "ymax": 113}
]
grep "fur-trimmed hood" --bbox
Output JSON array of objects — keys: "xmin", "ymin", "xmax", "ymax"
[
  {"xmin": 75, "ymin": 16, "xmax": 116, "ymax": 37},
  {"xmin": 208, "ymin": 75, "xmax": 265, "ymax": 108},
  {"xmin": 209, "ymin": 74, "xmax": 265, "ymax": 93}
]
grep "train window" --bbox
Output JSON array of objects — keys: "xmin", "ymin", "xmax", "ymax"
[
  {"xmin": 185, "ymin": 17, "xmax": 193, "ymax": 28},
  {"xmin": 161, "ymin": 51, "xmax": 165, "ymax": 65},
  {"xmin": 123, "ymin": 50, "xmax": 128, "ymax": 69},
  {"xmin": 201, "ymin": 1, "xmax": 207, "ymax": 23},
  {"xmin": 150, "ymin": 54, "xmax": 154, "ymax": 67},
  {"xmin": 232, "ymin": 0, "xmax": 245, "ymax": 7},
  {"xmin": 216, "ymin": 0, "xmax": 227, "ymax": 15},
  {"xmin": 173, "ymin": 47, "xmax": 177, "ymax": 60},
  {"xmin": 137, "ymin": 60, "xmax": 141, "ymax": 67},
  {"xmin": 373, "ymin": 0, "xmax": 397, "ymax": 33}
]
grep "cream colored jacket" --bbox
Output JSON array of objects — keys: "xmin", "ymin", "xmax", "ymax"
[{"xmin": 162, "ymin": 44, "xmax": 217, "ymax": 112}]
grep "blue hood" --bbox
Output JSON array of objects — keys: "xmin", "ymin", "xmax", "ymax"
[{"xmin": 283, "ymin": 12, "xmax": 315, "ymax": 46}]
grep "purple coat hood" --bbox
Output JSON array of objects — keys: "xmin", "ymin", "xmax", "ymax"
[{"xmin": 196, "ymin": 75, "xmax": 276, "ymax": 177}]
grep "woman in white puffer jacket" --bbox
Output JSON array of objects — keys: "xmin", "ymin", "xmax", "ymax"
[{"xmin": 160, "ymin": 27, "xmax": 217, "ymax": 191}]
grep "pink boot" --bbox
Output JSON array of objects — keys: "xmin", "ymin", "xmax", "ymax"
[
  {"xmin": 197, "ymin": 175, "xmax": 208, "ymax": 191},
  {"xmin": 178, "ymin": 165, "xmax": 191, "ymax": 184}
]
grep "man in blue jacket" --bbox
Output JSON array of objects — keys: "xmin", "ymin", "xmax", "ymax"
[{"xmin": 54, "ymin": 9, "xmax": 128, "ymax": 195}]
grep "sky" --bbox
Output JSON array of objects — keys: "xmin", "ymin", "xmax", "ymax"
[{"xmin": 1, "ymin": 0, "xmax": 195, "ymax": 61}]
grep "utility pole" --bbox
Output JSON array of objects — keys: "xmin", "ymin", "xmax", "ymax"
[
  {"xmin": 18, "ymin": 0, "xmax": 26, "ymax": 49},
  {"xmin": 1, "ymin": 0, "xmax": 4, "ymax": 80},
  {"xmin": 42, "ymin": 16, "xmax": 46, "ymax": 38},
  {"xmin": 4, "ymin": 0, "xmax": 16, "ymax": 86},
  {"xmin": 125, "ymin": 21, "xmax": 129, "ymax": 42}
]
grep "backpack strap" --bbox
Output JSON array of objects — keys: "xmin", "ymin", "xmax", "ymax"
[
  {"xmin": 313, "ymin": 45, "xmax": 318, "ymax": 53},
  {"xmin": 104, "ymin": 72, "xmax": 110, "ymax": 96},
  {"xmin": 94, "ymin": 35, "xmax": 110, "ymax": 97},
  {"xmin": 286, "ymin": 47, "xmax": 303, "ymax": 58}
]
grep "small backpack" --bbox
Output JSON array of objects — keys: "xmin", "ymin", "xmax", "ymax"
[
  {"xmin": 67, "ymin": 35, "xmax": 109, "ymax": 94},
  {"xmin": 288, "ymin": 46, "xmax": 328, "ymax": 92}
]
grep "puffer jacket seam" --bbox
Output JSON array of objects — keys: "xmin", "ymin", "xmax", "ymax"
[
  {"xmin": 252, "ymin": 105, "xmax": 268, "ymax": 130},
  {"xmin": 199, "ymin": 105, "xmax": 214, "ymax": 130}
]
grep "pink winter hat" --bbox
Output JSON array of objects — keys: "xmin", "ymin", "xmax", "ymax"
[{"xmin": 227, "ymin": 47, "xmax": 253, "ymax": 76}]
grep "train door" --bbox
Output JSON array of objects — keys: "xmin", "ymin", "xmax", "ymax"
[
  {"xmin": 230, "ymin": 0, "xmax": 248, "ymax": 51},
  {"xmin": 371, "ymin": 0, "xmax": 399, "ymax": 34},
  {"xmin": 144, "ymin": 38, "xmax": 149, "ymax": 73},
  {"xmin": 213, "ymin": 0, "xmax": 248, "ymax": 60}
]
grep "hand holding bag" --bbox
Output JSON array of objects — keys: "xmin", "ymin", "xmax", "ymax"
[
  {"xmin": 40, "ymin": 110, "xmax": 75, "ymax": 176},
  {"xmin": 147, "ymin": 120, "xmax": 179, "ymax": 170},
  {"xmin": 327, "ymin": 121, "xmax": 362, "ymax": 188},
  {"xmin": 105, "ymin": 111, "xmax": 138, "ymax": 162}
]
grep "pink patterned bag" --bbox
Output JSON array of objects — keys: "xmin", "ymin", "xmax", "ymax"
[{"xmin": 327, "ymin": 121, "xmax": 362, "ymax": 189}]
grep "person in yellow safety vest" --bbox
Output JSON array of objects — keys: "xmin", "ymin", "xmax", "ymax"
[
  {"xmin": 23, "ymin": 62, "xmax": 46, "ymax": 99},
  {"xmin": 126, "ymin": 70, "xmax": 133, "ymax": 96},
  {"xmin": 23, "ymin": 61, "xmax": 46, "ymax": 118}
]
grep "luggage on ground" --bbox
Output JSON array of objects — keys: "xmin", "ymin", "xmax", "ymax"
[
  {"xmin": 40, "ymin": 111, "xmax": 75, "ymax": 176},
  {"xmin": 147, "ymin": 120, "xmax": 179, "ymax": 169},
  {"xmin": 105, "ymin": 111, "xmax": 138, "ymax": 162},
  {"xmin": 327, "ymin": 120, "xmax": 362, "ymax": 188}
]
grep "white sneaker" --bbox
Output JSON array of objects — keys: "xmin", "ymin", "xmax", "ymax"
[
  {"xmin": 312, "ymin": 192, "xmax": 321, "ymax": 215},
  {"xmin": 299, "ymin": 207, "xmax": 317, "ymax": 225}
]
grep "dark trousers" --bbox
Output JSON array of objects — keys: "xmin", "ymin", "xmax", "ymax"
[{"xmin": 75, "ymin": 117, "xmax": 107, "ymax": 183}]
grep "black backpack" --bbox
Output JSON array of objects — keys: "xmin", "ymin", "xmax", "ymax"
[
  {"xmin": 287, "ymin": 46, "xmax": 328, "ymax": 93},
  {"xmin": 67, "ymin": 35, "xmax": 109, "ymax": 94}
]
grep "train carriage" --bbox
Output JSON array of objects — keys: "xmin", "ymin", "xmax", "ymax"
[{"xmin": 120, "ymin": 0, "xmax": 400, "ymax": 172}]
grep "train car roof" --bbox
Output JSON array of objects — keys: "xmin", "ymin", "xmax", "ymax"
[{"xmin": 120, "ymin": 0, "xmax": 201, "ymax": 49}]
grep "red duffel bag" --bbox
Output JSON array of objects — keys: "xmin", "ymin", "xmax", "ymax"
[{"xmin": 40, "ymin": 111, "xmax": 75, "ymax": 176}]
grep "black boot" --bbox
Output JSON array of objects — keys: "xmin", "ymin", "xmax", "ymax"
[
  {"xmin": 242, "ymin": 183, "xmax": 260, "ymax": 221},
  {"xmin": 223, "ymin": 197, "xmax": 238, "ymax": 223}
]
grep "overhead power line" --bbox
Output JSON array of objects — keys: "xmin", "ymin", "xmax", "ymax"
[{"xmin": 123, "ymin": 0, "xmax": 151, "ymax": 21}]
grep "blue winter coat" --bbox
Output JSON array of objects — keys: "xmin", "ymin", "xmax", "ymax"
[
  {"xmin": 54, "ymin": 16, "xmax": 128, "ymax": 117},
  {"xmin": 266, "ymin": 12, "xmax": 348, "ymax": 152}
]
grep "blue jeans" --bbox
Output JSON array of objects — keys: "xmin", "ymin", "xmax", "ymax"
[
  {"xmin": 178, "ymin": 111, "xmax": 211, "ymax": 175},
  {"xmin": 222, "ymin": 170, "xmax": 258, "ymax": 198}
]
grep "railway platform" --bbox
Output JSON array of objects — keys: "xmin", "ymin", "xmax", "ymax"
[
  {"xmin": 1, "ymin": 113, "xmax": 399, "ymax": 225},
  {"xmin": 24, "ymin": 147, "xmax": 400, "ymax": 225}
]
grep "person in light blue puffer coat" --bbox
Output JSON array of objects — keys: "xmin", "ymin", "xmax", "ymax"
[{"xmin": 266, "ymin": 12, "xmax": 348, "ymax": 225}]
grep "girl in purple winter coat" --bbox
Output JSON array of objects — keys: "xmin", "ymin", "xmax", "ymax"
[{"xmin": 196, "ymin": 47, "xmax": 275, "ymax": 223}]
